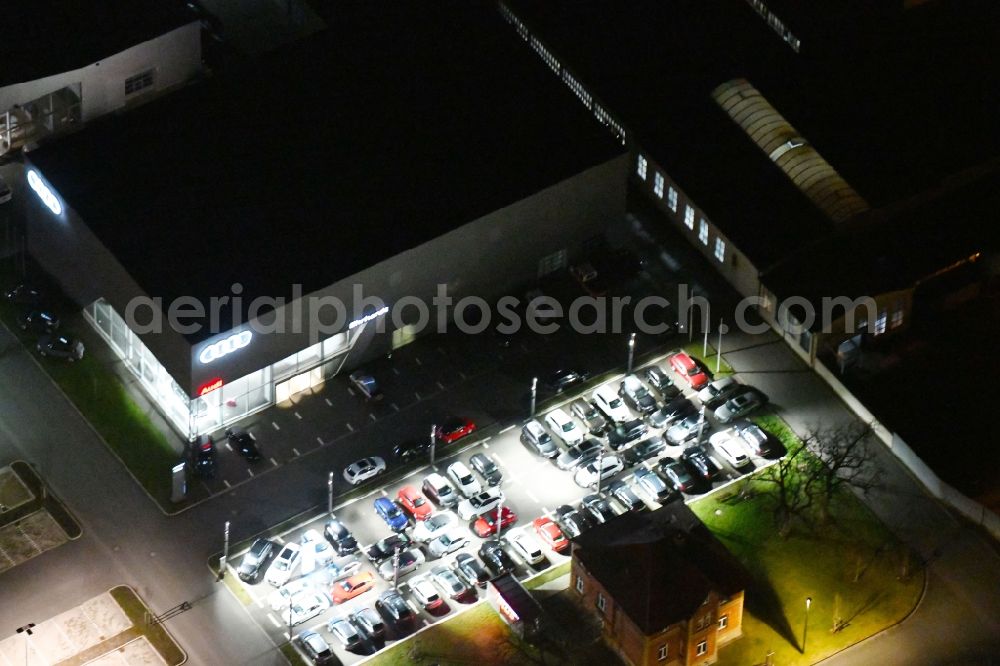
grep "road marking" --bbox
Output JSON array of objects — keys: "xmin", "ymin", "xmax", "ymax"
[
  {"xmin": 391, "ymin": 402, "xmax": 400, "ymax": 412},
  {"xmin": 414, "ymin": 391, "xmax": 421, "ymax": 401},
  {"xmin": 482, "ymin": 442, "xmax": 489, "ymax": 449},
  {"xmin": 324, "ymin": 398, "xmax": 333, "ymax": 406},
  {"xmin": 458, "ymin": 371, "xmax": 467, "ymax": 380},
  {"xmin": 369, "ymin": 413, "xmax": 377, "ymax": 422},
  {"xmin": 393, "ymin": 367, "xmax": 400, "ymax": 375},
  {"xmin": 542, "ymin": 506, "xmax": 552, "ymax": 518},
  {"xmin": 525, "ymin": 489, "xmax": 539, "ymax": 503},
  {"xmin": 347, "ymin": 387, "xmax": 355, "ymax": 396},
  {"xmin": 499, "ymin": 425, "xmax": 515, "ymax": 434},
  {"xmin": 294, "ymin": 412, "xmax": 302, "ymax": 420},
  {"xmin": 272, "ymin": 421, "xmax": 280, "ymax": 431},
  {"xmin": 223, "ymin": 479, "xmax": 231, "ymax": 488},
  {"xmin": 316, "ymin": 437, "xmax": 324, "ymax": 446},
  {"xmin": 293, "ymin": 448, "xmax": 301, "ymax": 457},
  {"xmin": 248, "ymin": 469, "xmax": 255, "ymax": 478},
  {"xmin": 248, "ymin": 431, "xmax": 256, "ymax": 440},
  {"xmin": 346, "ymin": 422, "xmax": 354, "ymax": 432},
  {"xmin": 437, "ymin": 347, "xmax": 446, "ymax": 355},
  {"xmin": 270, "ymin": 457, "xmax": 278, "ymax": 467},
  {"xmin": 415, "ymin": 357, "xmax": 422, "ymax": 366},
  {"xmin": 436, "ymin": 381, "xmax": 445, "ymax": 390},
  {"xmin": 273, "ymin": 535, "xmax": 284, "ymax": 544},
  {"xmin": 225, "ymin": 442, "xmax": 233, "ymax": 452},
  {"xmin": 267, "ymin": 613, "xmax": 281, "ymax": 628},
  {"xmin": 492, "ymin": 453, "xmax": 506, "ymax": 467}
]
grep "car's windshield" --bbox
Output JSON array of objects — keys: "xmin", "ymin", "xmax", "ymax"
[
  {"xmin": 608, "ymin": 397, "xmax": 623, "ymax": 409},
  {"xmin": 562, "ymin": 422, "xmax": 574, "ymax": 432}
]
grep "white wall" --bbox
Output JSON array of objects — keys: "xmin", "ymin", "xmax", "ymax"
[{"xmin": 0, "ymin": 22, "xmax": 201, "ymax": 123}]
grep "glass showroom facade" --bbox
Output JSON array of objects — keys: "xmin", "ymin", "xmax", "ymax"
[{"xmin": 85, "ymin": 298, "xmax": 361, "ymax": 439}]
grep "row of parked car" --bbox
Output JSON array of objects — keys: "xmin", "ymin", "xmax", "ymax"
[{"xmin": 5, "ymin": 282, "xmax": 85, "ymax": 361}]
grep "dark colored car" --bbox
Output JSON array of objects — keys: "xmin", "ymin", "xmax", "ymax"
[
  {"xmin": 36, "ymin": 334, "xmax": 84, "ymax": 361},
  {"xmin": 435, "ymin": 417, "xmax": 477, "ymax": 444},
  {"xmin": 376, "ymin": 589, "xmax": 416, "ymax": 627},
  {"xmin": 658, "ymin": 458, "xmax": 696, "ymax": 493},
  {"xmin": 647, "ymin": 396, "xmax": 696, "ymax": 429},
  {"xmin": 324, "ymin": 518, "xmax": 359, "ymax": 555},
  {"xmin": 581, "ymin": 494, "xmax": 616, "ymax": 524},
  {"xmin": 225, "ymin": 427, "xmax": 261, "ymax": 462},
  {"xmin": 366, "ymin": 533, "xmax": 413, "ymax": 563},
  {"xmin": 682, "ymin": 445, "xmax": 720, "ymax": 481},
  {"xmin": 190, "ymin": 435, "xmax": 217, "ymax": 478},
  {"xmin": 18, "ymin": 310, "xmax": 59, "ymax": 334},
  {"xmin": 5, "ymin": 282, "xmax": 42, "ymax": 305},
  {"xmin": 554, "ymin": 504, "xmax": 594, "ymax": 538},
  {"xmin": 555, "ymin": 437, "xmax": 603, "ymax": 471},
  {"xmin": 478, "ymin": 539, "xmax": 516, "ymax": 575},
  {"xmin": 608, "ymin": 480, "xmax": 645, "ymax": 512},
  {"xmin": 236, "ymin": 538, "xmax": 274, "ymax": 582},
  {"xmin": 619, "ymin": 375, "xmax": 658, "ymax": 415},
  {"xmin": 643, "ymin": 365, "xmax": 680, "ymax": 399},
  {"xmin": 622, "ymin": 435, "xmax": 666, "ymax": 466},
  {"xmin": 349, "ymin": 371, "xmax": 383, "ymax": 400},
  {"xmin": 298, "ymin": 630, "xmax": 335, "ymax": 665},
  {"xmin": 545, "ymin": 368, "xmax": 587, "ymax": 393},
  {"xmin": 469, "ymin": 452, "xmax": 502, "ymax": 486},
  {"xmin": 393, "ymin": 439, "xmax": 429, "ymax": 462},
  {"xmin": 607, "ymin": 419, "xmax": 648, "ymax": 451},
  {"xmin": 454, "ymin": 552, "xmax": 491, "ymax": 588}
]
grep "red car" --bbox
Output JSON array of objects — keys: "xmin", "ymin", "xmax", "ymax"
[
  {"xmin": 668, "ymin": 351, "xmax": 709, "ymax": 390},
  {"xmin": 435, "ymin": 418, "xmax": 477, "ymax": 445},
  {"xmin": 472, "ymin": 506, "xmax": 518, "ymax": 538},
  {"xmin": 532, "ymin": 516, "xmax": 570, "ymax": 553},
  {"xmin": 397, "ymin": 485, "xmax": 433, "ymax": 521},
  {"xmin": 331, "ymin": 572, "xmax": 375, "ymax": 604}
]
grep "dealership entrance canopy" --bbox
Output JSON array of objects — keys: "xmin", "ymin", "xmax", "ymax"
[{"xmin": 21, "ymin": 1, "xmax": 626, "ymax": 439}]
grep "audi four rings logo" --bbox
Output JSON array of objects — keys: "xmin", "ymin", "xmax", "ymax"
[{"xmin": 199, "ymin": 331, "xmax": 253, "ymax": 364}]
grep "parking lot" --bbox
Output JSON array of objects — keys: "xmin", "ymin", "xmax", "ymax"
[{"xmin": 222, "ymin": 348, "xmax": 785, "ymax": 664}]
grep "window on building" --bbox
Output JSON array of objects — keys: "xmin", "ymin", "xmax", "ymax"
[
  {"xmin": 891, "ymin": 302, "xmax": 904, "ymax": 329},
  {"xmin": 684, "ymin": 206, "xmax": 695, "ymax": 229},
  {"xmin": 696, "ymin": 640, "xmax": 708, "ymax": 656},
  {"xmin": 719, "ymin": 614, "xmax": 729, "ymax": 629},
  {"xmin": 658, "ymin": 644, "xmax": 668, "ymax": 661},
  {"xmin": 125, "ymin": 69, "xmax": 155, "ymax": 96},
  {"xmin": 575, "ymin": 576, "xmax": 584, "ymax": 594},
  {"xmin": 698, "ymin": 219, "xmax": 709, "ymax": 244},
  {"xmin": 875, "ymin": 309, "xmax": 887, "ymax": 335},
  {"xmin": 654, "ymin": 172, "xmax": 665, "ymax": 198},
  {"xmin": 667, "ymin": 187, "xmax": 678, "ymax": 212},
  {"xmin": 596, "ymin": 593, "xmax": 607, "ymax": 613},
  {"xmin": 715, "ymin": 238, "xmax": 726, "ymax": 262},
  {"xmin": 637, "ymin": 155, "xmax": 648, "ymax": 180}
]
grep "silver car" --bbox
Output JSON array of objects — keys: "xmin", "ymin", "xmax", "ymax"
[
  {"xmin": 734, "ymin": 420, "xmax": 771, "ymax": 456},
  {"xmin": 327, "ymin": 618, "xmax": 362, "ymax": 649},
  {"xmin": 343, "ymin": 456, "xmax": 386, "ymax": 484},
  {"xmin": 714, "ymin": 389, "xmax": 768, "ymax": 424},
  {"xmin": 431, "ymin": 564, "xmax": 470, "ymax": 599},
  {"xmin": 571, "ymin": 399, "xmax": 608, "ymax": 434},
  {"xmin": 665, "ymin": 413, "xmax": 706, "ymax": 445}
]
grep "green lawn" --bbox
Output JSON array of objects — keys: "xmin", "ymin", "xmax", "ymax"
[
  {"xmin": 110, "ymin": 586, "xmax": 186, "ymax": 666},
  {"xmin": 523, "ymin": 561, "xmax": 571, "ymax": 590},
  {"xmin": 690, "ymin": 460, "xmax": 923, "ymax": 665},
  {"xmin": 681, "ymin": 341, "xmax": 734, "ymax": 376},
  {"xmin": 0, "ymin": 268, "xmax": 178, "ymax": 508}
]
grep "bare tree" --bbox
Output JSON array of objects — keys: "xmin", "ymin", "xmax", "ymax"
[
  {"xmin": 756, "ymin": 440, "xmax": 816, "ymax": 536},
  {"xmin": 805, "ymin": 422, "xmax": 882, "ymax": 523}
]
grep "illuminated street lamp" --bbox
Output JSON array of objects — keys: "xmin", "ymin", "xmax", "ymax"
[
  {"xmin": 802, "ymin": 596, "xmax": 813, "ymax": 653},
  {"xmin": 530, "ymin": 376, "xmax": 538, "ymax": 418},
  {"xmin": 16, "ymin": 624, "xmax": 34, "ymax": 666},
  {"xmin": 627, "ymin": 332, "xmax": 636, "ymax": 374}
]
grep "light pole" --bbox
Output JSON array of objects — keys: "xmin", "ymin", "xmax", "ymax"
[
  {"xmin": 802, "ymin": 596, "xmax": 812, "ymax": 653},
  {"xmin": 703, "ymin": 312, "xmax": 709, "ymax": 357},
  {"xmin": 595, "ymin": 446, "xmax": 605, "ymax": 496},
  {"xmin": 627, "ymin": 332, "xmax": 636, "ymax": 374},
  {"xmin": 495, "ymin": 492, "xmax": 505, "ymax": 539},
  {"xmin": 287, "ymin": 593, "xmax": 293, "ymax": 641},
  {"xmin": 429, "ymin": 425, "xmax": 437, "ymax": 468},
  {"xmin": 392, "ymin": 545, "xmax": 401, "ymax": 591},
  {"xmin": 696, "ymin": 406, "xmax": 707, "ymax": 445},
  {"xmin": 530, "ymin": 376, "xmax": 538, "ymax": 418},
  {"xmin": 716, "ymin": 318, "xmax": 723, "ymax": 373},
  {"xmin": 327, "ymin": 471, "xmax": 334, "ymax": 516},
  {"xmin": 219, "ymin": 520, "xmax": 230, "ymax": 581},
  {"xmin": 16, "ymin": 623, "xmax": 34, "ymax": 666}
]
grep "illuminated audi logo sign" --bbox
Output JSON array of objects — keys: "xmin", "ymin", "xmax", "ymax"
[
  {"xmin": 27, "ymin": 169, "xmax": 63, "ymax": 216},
  {"xmin": 198, "ymin": 331, "xmax": 252, "ymax": 364}
]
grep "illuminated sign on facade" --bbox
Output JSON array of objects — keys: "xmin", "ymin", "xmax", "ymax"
[
  {"xmin": 348, "ymin": 306, "xmax": 389, "ymax": 330},
  {"xmin": 198, "ymin": 330, "xmax": 252, "ymax": 364},
  {"xmin": 27, "ymin": 169, "xmax": 63, "ymax": 215},
  {"xmin": 198, "ymin": 378, "xmax": 224, "ymax": 395}
]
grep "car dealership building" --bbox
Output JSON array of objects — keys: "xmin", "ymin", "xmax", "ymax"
[{"xmin": 17, "ymin": 3, "xmax": 626, "ymax": 440}]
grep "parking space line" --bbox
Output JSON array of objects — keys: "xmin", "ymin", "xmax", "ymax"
[
  {"xmin": 436, "ymin": 381, "xmax": 445, "ymax": 390},
  {"xmin": 293, "ymin": 448, "xmax": 301, "ymax": 457},
  {"xmin": 325, "ymin": 398, "xmax": 333, "ymax": 406},
  {"xmin": 393, "ymin": 367, "xmax": 400, "ymax": 375},
  {"xmin": 542, "ymin": 506, "xmax": 552, "ymax": 518},
  {"xmin": 316, "ymin": 437, "xmax": 324, "ymax": 446},
  {"xmin": 248, "ymin": 469, "xmax": 254, "ymax": 478},
  {"xmin": 270, "ymin": 457, "xmax": 278, "ymax": 467},
  {"xmin": 391, "ymin": 402, "xmax": 400, "ymax": 412},
  {"xmin": 248, "ymin": 431, "xmax": 256, "ymax": 440},
  {"xmin": 369, "ymin": 414, "xmax": 377, "ymax": 422},
  {"xmin": 225, "ymin": 442, "xmax": 233, "ymax": 452},
  {"xmin": 295, "ymin": 412, "xmax": 302, "ymax": 420},
  {"xmin": 415, "ymin": 357, "xmax": 422, "ymax": 366},
  {"xmin": 273, "ymin": 535, "xmax": 284, "ymax": 543},
  {"xmin": 499, "ymin": 425, "xmax": 515, "ymax": 434},
  {"xmin": 525, "ymin": 489, "xmax": 539, "ymax": 503},
  {"xmin": 346, "ymin": 422, "xmax": 354, "ymax": 432},
  {"xmin": 482, "ymin": 442, "xmax": 489, "ymax": 449},
  {"xmin": 267, "ymin": 613, "xmax": 281, "ymax": 628},
  {"xmin": 223, "ymin": 479, "xmax": 231, "ymax": 488},
  {"xmin": 272, "ymin": 421, "xmax": 280, "ymax": 431},
  {"xmin": 414, "ymin": 391, "xmax": 421, "ymax": 401},
  {"xmin": 459, "ymin": 371, "xmax": 467, "ymax": 380}
]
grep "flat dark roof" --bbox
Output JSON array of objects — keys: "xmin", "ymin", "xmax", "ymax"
[
  {"xmin": 2, "ymin": 0, "xmax": 196, "ymax": 87},
  {"xmin": 27, "ymin": 0, "xmax": 622, "ymax": 338},
  {"xmin": 505, "ymin": 0, "xmax": 1000, "ymax": 261}
]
